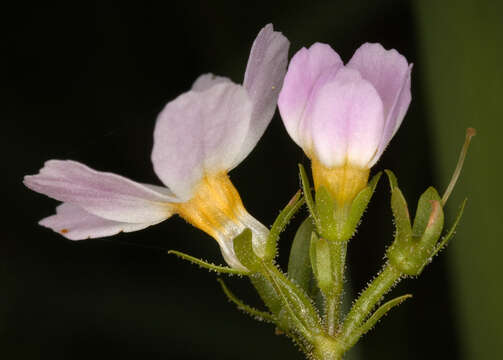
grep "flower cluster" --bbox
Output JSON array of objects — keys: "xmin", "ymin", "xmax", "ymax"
[
  {"xmin": 24, "ymin": 25, "xmax": 412, "ymax": 269},
  {"xmin": 23, "ymin": 22, "xmax": 474, "ymax": 360}
]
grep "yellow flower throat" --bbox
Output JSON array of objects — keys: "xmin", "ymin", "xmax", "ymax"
[
  {"xmin": 311, "ymin": 160, "xmax": 370, "ymax": 207},
  {"xmin": 172, "ymin": 173, "xmax": 268, "ymax": 270},
  {"xmin": 174, "ymin": 173, "xmax": 245, "ymax": 239}
]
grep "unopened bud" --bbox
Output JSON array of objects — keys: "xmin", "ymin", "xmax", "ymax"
[{"xmin": 386, "ymin": 172, "xmax": 445, "ymax": 276}]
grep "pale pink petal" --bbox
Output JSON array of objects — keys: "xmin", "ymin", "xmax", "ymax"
[
  {"xmin": 39, "ymin": 203, "xmax": 160, "ymax": 240},
  {"xmin": 151, "ymin": 82, "xmax": 252, "ymax": 200},
  {"xmin": 347, "ymin": 43, "xmax": 412, "ymax": 163},
  {"xmin": 308, "ymin": 68, "xmax": 385, "ymax": 168},
  {"xmin": 278, "ymin": 43, "xmax": 343, "ymax": 149},
  {"xmin": 236, "ymin": 24, "xmax": 290, "ymax": 164},
  {"xmin": 369, "ymin": 64, "xmax": 412, "ymax": 165},
  {"xmin": 191, "ymin": 73, "xmax": 232, "ymax": 92},
  {"xmin": 24, "ymin": 160, "xmax": 176, "ymax": 223}
]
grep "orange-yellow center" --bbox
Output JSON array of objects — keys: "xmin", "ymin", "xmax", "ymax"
[
  {"xmin": 173, "ymin": 173, "xmax": 246, "ymax": 239},
  {"xmin": 311, "ymin": 160, "xmax": 370, "ymax": 207}
]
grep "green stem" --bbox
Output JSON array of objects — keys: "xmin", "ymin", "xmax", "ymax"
[
  {"xmin": 325, "ymin": 297, "xmax": 337, "ymax": 336},
  {"xmin": 340, "ymin": 263, "xmax": 402, "ymax": 348},
  {"xmin": 325, "ymin": 240, "xmax": 347, "ymax": 335},
  {"xmin": 263, "ymin": 265, "xmax": 310, "ymax": 337},
  {"xmin": 249, "ymin": 275, "xmax": 312, "ymax": 356}
]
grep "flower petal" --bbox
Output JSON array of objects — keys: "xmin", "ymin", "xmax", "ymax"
[
  {"xmin": 237, "ymin": 24, "xmax": 290, "ymax": 164},
  {"xmin": 278, "ymin": 43, "xmax": 343, "ymax": 150},
  {"xmin": 24, "ymin": 160, "xmax": 176, "ymax": 223},
  {"xmin": 40, "ymin": 203, "xmax": 160, "ymax": 240},
  {"xmin": 152, "ymin": 82, "xmax": 253, "ymax": 200},
  {"xmin": 308, "ymin": 68, "xmax": 385, "ymax": 167},
  {"xmin": 191, "ymin": 73, "xmax": 232, "ymax": 92},
  {"xmin": 370, "ymin": 64, "xmax": 412, "ymax": 165},
  {"xmin": 347, "ymin": 43, "xmax": 412, "ymax": 163}
]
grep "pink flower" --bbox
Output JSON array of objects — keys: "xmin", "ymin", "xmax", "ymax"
[
  {"xmin": 24, "ymin": 24, "xmax": 289, "ymax": 270},
  {"xmin": 278, "ymin": 43, "xmax": 411, "ymax": 205}
]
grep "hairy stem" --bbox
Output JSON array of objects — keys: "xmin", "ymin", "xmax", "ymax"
[
  {"xmin": 340, "ymin": 263, "xmax": 402, "ymax": 348},
  {"xmin": 325, "ymin": 240, "xmax": 347, "ymax": 335}
]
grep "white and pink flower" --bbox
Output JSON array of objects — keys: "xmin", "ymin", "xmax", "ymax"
[
  {"xmin": 24, "ymin": 24, "xmax": 289, "ymax": 270},
  {"xmin": 278, "ymin": 42, "xmax": 412, "ymax": 205}
]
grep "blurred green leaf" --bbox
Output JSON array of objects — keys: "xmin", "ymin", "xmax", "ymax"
[{"xmin": 415, "ymin": 1, "xmax": 503, "ymax": 358}]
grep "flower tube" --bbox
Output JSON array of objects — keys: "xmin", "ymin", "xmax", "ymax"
[
  {"xmin": 278, "ymin": 43, "xmax": 412, "ymax": 210},
  {"xmin": 24, "ymin": 24, "xmax": 289, "ymax": 270}
]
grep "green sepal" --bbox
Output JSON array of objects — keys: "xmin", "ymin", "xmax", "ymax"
[
  {"xmin": 419, "ymin": 199, "xmax": 444, "ymax": 251},
  {"xmin": 299, "ymin": 163, "xmax": 319, "ymax": 228},
  {"xmin": 412, "ymin": 187, "xmax": 444, "ymax": 239},
  {"xmin": 314, "ymin": 172, "xmax": 381, "ymax": 242},
  {"xmin": 309, "ymin": 232, "xmax": 318, "ymax": 287},
  {"xmin": 384, "ymin": 169, "xmax": 399, "ymax": 189},
  {"xmin": 385, "ymin": 170, "xmax": 412, "ymax": 241},
  {"xmin": 344, "ymin": 171, "xmax": 382, "ymax": 240},
  {"xmin": 167, "ymin": 250, "xmax": 248, "ymax": 275},
  {"xmin": 310, "ymin": 232, "xmax": 334, "ymax": 295},
  {"xmin": 433, "ymin": 198, "xmax": 467, "ymax": 256},
  {"xmin": 314, "ymin": 186, "xmax": 337, "ymax": 241},
  {"xmin": 287, "ymin": 217, "xmax": 316, "ymax": 296},
  {"xmin": 217, "ymin": 278, "xmax": 275, "ymax": 323},
  {"xmin": 391, "ymin": 188, "xmax": 412, "ymax": 240},
  {"xmin": 355, "ymin": 294, "xmax": 412, "ymax": 339},
  {"xmin": 233, "ymin": 228, "xmax": 261, "ymax": 272},
  {"xmin": 266, "ymin": 191, "xmax": 305, "ymax": 261}
]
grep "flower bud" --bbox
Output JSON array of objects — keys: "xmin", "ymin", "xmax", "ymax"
[{"xmin": 385, "ymin": 171, "xmax": 445, "ymax": 276}]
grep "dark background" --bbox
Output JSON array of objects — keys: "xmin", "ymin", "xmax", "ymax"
[{"xmin": 2, "ymin": 1, "xmax": 501, "ymax": 359}]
